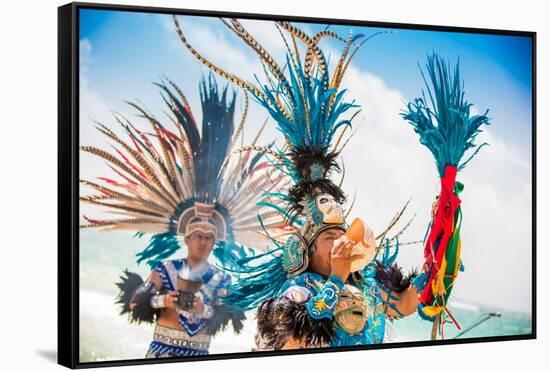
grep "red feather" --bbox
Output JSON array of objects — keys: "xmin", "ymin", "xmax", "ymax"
[{"xmin": 113, "ymin": 147, "xmax": 148, "ymax": 180}]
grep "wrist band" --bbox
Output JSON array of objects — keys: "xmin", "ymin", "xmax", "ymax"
[{"xmin": 150, "ymin": 294, "xmax": 167, "ymax": 309}]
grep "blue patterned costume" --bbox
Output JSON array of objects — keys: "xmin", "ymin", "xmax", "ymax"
[
  {"xmin": 90, "ymin": 75, "xmax": 276, "ymax": 359},
  {"xmin": 256, "ymin": 259, "xmax": 403, "ymax": 349},
  {"xmin": 144, "ymin": 259, "xmax": 232, "ymax": 358}
]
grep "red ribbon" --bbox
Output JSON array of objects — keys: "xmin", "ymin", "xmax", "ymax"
[{"xmin": 420, "ymin": 165, "xmax": 462, "ymax": 305}]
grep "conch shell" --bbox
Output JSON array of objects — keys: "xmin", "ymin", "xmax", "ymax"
[{"xmin": 345, "ymin": 218, "xmax": 376, "ymax": 272}]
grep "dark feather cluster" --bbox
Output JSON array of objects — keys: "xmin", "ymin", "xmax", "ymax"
[
  {"xmin": 115, "ymin": 269, "xmax": 160, "ymax": 324},
  {"xmin": 286, "ymin": 146, "xmax": 346, "ymax": 219},
  {"xmin": 256, "ymin": 297, "xmax": 334, "ymax": 350},
  {"xmin": 204, "ymin": 304, "xmax": 246, "ymax": 336},
  {"xmin": 288, "ymin": 146, "xmax": 340, "ymax": 180},
  {"xmin": 196, "ymin": 74, "xmax": 237, "ymax": 203},
  {"xmin": 374, "ymin": 261, "xmax": 418, "ymax": 293},
  {"xmin": 287, "ymin": 179, "xmax": 346, "ymax": 220},
  {"xmin": 157, "ymin": 74, "xmax": 237, "ymax": 205}
]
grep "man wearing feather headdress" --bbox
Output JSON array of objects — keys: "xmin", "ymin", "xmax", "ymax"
[
  {"xmin": 80, "ymin": 75, "xmax": 288, "ymax": 357},
  {"xmin": 170, "ymin": 16, "xmax": 431, "ymax": 349}
]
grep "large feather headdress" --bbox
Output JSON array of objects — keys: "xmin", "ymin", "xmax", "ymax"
[
  {"xmin": 172, "ymin": 17, "xmax": 376, "ymax": 233},
  {"xmin": 80, "ymin": 75, "xmax": 287, "ymax": 266}
]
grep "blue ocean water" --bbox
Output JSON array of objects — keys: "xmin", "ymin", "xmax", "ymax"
[{"xmin": 390, "ymin": 304, "xmax": 531, "ymax": 341}]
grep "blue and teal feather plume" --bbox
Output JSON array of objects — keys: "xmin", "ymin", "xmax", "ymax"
[{"xmin": 402, "ymin": 53, "xmax": 490, "ymax": 176}]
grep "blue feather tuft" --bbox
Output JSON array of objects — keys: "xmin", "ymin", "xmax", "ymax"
[
  {"xmin": 252, "ymin": 54, "xmax": 358, "ymax": 181},
  {"xmin": 402, "ymin": 53, "xmax": 490, "ymax": 177},
  {"xmin": 135, "ymin": 232, "xmax": 181, "ymax": 268},
  {"xmin": 213, "ymin": 207, "xmax": 291, "ymax": 311},
  {"xmin": 219, "ymin": 249, "xmax": 288, "ymax": 311}
]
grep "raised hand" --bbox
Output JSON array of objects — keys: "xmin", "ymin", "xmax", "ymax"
[{"xmin": 330, "ymin": 236, "xmax": 364, "ymax": 281}]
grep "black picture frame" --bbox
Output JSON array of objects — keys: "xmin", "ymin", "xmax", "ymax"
[{"xmin": 58, "ymin": 2, "xmax": 537, "ymax": 368}]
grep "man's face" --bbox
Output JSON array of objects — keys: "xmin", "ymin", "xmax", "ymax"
[
  {"xmin": 185, "ymin": 231, "xmax": 215, "ymax": 261},
  {"xmin": 309, "ymin": 228, "xmax": 344, "ymax": 277}
]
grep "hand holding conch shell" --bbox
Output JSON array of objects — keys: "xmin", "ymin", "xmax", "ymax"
[{"xmin": 344, "ymin": 218, "xmax": 376, "ymax": 272}]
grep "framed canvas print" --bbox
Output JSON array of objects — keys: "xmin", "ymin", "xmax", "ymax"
[{"xmin": 58, "ymin": 1, "xmax": 536, "ymax": 368}]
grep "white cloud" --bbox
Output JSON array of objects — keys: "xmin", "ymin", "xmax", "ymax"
[
  {"xmin": 79, "ymin": 39, "xmax": 115, "ymax": 151},
  {"xmin": 79, "ymin": 38, "xmax": 113, "ymax": 169},
  {"xmin": 338, "ymin": 65, "xmax": 532, "ymax": 313},
  {"xmin": 79, "ymin": 39, "xmax": 138, "ymax": 222}
]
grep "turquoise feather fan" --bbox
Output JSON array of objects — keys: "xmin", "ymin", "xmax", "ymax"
[{"xmin": 402, "ymin": 53, "xmax": 490, "ymax": 177}]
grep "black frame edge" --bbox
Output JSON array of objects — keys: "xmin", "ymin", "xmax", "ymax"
[
  {"xmin": 531, "ymin": 31, "xmax": 537, "ymax": 340},
  {"xmin": 71, "ymin": 1, "xmax": 535, "ymax": 36},
  {"xmin": 58, "ymin": 2, "xmax": 78, "ymax": 369}
]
